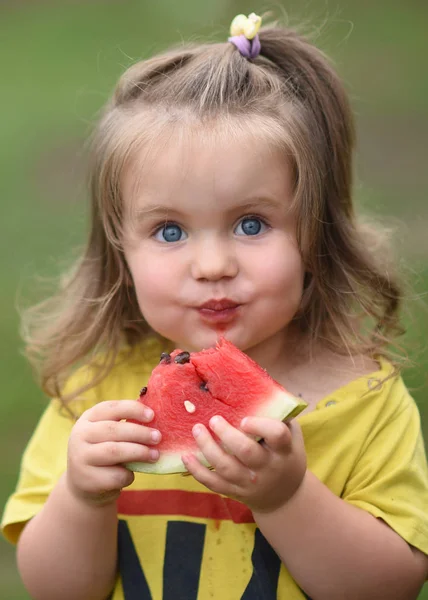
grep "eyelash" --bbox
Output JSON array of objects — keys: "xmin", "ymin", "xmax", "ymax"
[{"xmin": 151, "ymin": 214, "xmax": 270, "ymax": 242}]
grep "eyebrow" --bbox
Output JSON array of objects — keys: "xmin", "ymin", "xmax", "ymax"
[{"xmin": 133, "ymin": 197, "xmax": 286, "ymax": 221}]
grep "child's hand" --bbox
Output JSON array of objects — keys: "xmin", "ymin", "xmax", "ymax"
[
  {"xmin": 66, "ymin": 400, "xmax": 160, "ymax": 506},
  {"xmin": 181, "ymin": 416, "xmax": 307, "ymax": 514}
]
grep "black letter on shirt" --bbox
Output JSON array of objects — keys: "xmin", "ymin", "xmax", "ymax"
[
  {"xmin": 118, "ymin": 519, "xmax": 152, "ymax": 599},
  {"xmin": 241, "ymin": 528, "xmax": 281, "ymax": 599},
  {"xmin": 163, "ymin": 521, "xmax": 206, "ymax": 600}
]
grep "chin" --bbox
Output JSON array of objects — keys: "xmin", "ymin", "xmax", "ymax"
[{"xmin": 174, "ymin": 329, "xmax": 233, "ymax": 352}]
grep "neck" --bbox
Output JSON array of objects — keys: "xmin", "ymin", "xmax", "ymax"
[
  {"xmin": 246, "ymin": 329, "xmax": 380, "ymax": 406},
  {"xmin": 244, "ymin": 323, "xmax": 310, "ymax": 383}
]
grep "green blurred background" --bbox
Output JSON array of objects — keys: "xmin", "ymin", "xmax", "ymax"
[{"xmin": 0, "ymin": 1, "xmax": 427, "ymax": 598}]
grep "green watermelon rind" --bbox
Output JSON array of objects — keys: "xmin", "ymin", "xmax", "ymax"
[
  {"xmin": 126, "ymin": 450, "xmax": 209, "ymax": 475},
  {"xmin": 125, "ymin": 389, "xmax": 307, "ymax": 475}
]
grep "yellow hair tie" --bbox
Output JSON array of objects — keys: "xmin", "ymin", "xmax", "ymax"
[{"xmin": 230, "ymin": 12, "xmax": 262, "ymax": 40}]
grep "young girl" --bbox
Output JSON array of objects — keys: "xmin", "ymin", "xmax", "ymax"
[{"xmin": 2, "ymin": 12, "xmax": 428, "ymax": 600}]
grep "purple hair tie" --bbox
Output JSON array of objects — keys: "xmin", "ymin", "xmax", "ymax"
[
  {"xmin": 228, "ymin": 13, "xmax": 262, "ymax": 59},
  {"xmin": 228, "ymin": 34, "xmax": 261, "ymax": 59}
]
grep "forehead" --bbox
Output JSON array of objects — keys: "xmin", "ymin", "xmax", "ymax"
[{"xmin": 122, "ymin": 115, "xmax": 294, "ymax": 210}]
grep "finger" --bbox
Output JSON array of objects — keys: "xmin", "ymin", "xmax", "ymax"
[
  {"xmin": 192, "ymin": 424, "xmax": 245, "ymax": 483},
  {"xmin": 208, "ymin": 415, "xmax": 267, "ymax": 469},
  {"xmin": 82, "ymin": 400, "xmax": 154, "ymax": 424},
  {"xmin": 182, "ymin": 453, "xmax": 241, "ymax": 498},
  {"xmin": 86, "ymin": 465, "xmax": 135, "ymax": 493},
  {"xmin": 88, "ymin": 441, "xmax": 160, "ymax": 466},
  {"xmin": 240, "ymin": 417, "xmax": 292, "ymax": 453},
  {"xmin": 85, "ymin": 421, "xmax": 161, "ymax": 446},
  {"xmin": 287, "ymin": 420, "xmax": 305, "ymax": 447}
]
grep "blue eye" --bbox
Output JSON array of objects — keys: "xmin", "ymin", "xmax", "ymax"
[
  {"xmin": 235, "ymin": 217, "xmax": 267, "ymax": 236},
  {"xmin": 154, "ymin": 223, "xmax": 187, "ymax": 243}
]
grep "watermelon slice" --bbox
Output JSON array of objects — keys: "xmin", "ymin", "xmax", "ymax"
[{"xmin": 126, "ymin": 338, "xmax": 306, "ymax": 474}]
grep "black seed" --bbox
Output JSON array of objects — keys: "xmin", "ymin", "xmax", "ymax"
[
  {"xmin": 160, "ymin": 352, "xmax": 171, "ymax": 363},
  {"xmin": 139, "ymin": 386, "xmax": 147, "ymax": 397},
  {"xmin": 174, "ymin": 351, "xmax": 190, "ymax": 364},
  {"xmin": 200, "ymin": 382, "xmax": 209, "ymax": 392}
]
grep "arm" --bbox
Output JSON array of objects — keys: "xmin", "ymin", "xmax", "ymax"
[
  {"xmin": 183, "ymin": 416, "xmax": 428, "ymax": 600},
  {"xmin": 17, "ymin": 474, "xmax": 118, "ymax": 600},
  {"xmin": 254, "ymin": 470, "xmax": 428, "ymax": 600},
  {"xmin": 16, "ymin": 400, "xmax": 161, "ymax": 600}
]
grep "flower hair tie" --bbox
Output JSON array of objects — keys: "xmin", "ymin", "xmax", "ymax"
[{"xmin": 228, "ymin": 12, "xmax": 262, "ymax": 59}]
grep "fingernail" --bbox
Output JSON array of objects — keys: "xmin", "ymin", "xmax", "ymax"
[
  {"xmin": 144, "ymin": 408, "xmax": 154, "ymax": 420},
  {"xmin": 241, "ymin": 417, "xmax": 248, "ymax": 428},
  {"xmin": 209, "ymin": 415, "xmax": 221, "ymax": 429},
  {"xmin": 149, "ymin": 449, "xmax": 159, "ymax": 461},
  {"xmin": 150, "ymin": 430, "xmax": 161, "ymax": 443},
  {"xmin": 193, "ymin": 424, "xmax": 202, "ymax": 438}
]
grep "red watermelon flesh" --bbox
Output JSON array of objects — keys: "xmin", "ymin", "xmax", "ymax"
[{"xmin": 126, "ymin": 337, "xmax": 306, "ymax": 474}]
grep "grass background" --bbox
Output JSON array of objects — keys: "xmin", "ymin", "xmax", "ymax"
[{"xmin": 0, "ymin": 0, "xmax": 427, "ymax": 597}]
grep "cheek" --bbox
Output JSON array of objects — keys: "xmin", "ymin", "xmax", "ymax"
[
  {"xmin": 128, "ymin": 254, "xmax": 176, "ymax": 302},
  {"xmin": 247, "ymin": 244, "xmax": 304, "ymax": 291}
]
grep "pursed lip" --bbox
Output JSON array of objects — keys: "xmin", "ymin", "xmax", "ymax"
[
  {"xmin": 198, "ymin": 299, "xmax": 240, "ymax": 311},
  {"xmin": 196, "ymin": 299, "xmax": 241, "ymax": 326}
]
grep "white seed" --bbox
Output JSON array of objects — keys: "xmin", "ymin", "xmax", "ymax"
[{"xmin": 184, "ymin": 400, "xmax": 196, "ymax": 413}]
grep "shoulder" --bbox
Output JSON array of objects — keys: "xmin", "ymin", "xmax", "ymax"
[
  {"xmin": 60, "ymin": 336, "xmax": 166, "ymax": 417},
  {"xmin": 332, "ymin": 355, "xmax": 414, "ymax": 412},
  {"xmin": 326, "ymin": 356, "xmax": 421, "ymax": 446},
  {"xmin": 337, "ymin": 361, "xmax": 428, "ymax": 558},
  {"xmin": 356, "ymin": 356, "xmax": 415, "ymax": 417},
  {"xmin": 299, "ymin": 350, "xmax": 418, "ymax": 428}
]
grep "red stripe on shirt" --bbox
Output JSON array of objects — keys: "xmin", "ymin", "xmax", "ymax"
[{"xmin": 117, "ymin": 489, "xmax": 254, "ymax": 523}]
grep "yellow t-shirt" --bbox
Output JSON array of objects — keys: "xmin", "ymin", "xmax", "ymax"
[{"xmin": 2, "ymin": 339, "xmax": 428, "ymax": 600}]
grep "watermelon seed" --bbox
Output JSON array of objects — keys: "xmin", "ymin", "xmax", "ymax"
[
  {"xmin": 139, "ymin": 386, "xmax": 147, "ymax": 396},
  {"xmin": 184, "ymin": 400, "xmax": 196, "ymax": 413},
  {"xmin": 160, "ymin": 352, "xmax": 171, "ymax": 363},
  {"xmin": 174, "ymin": 351, "xmax": 190, "ymax": 364},
  {"xmin": 200, "ymin": 382, "xmax": 209, "ymax": 391}
]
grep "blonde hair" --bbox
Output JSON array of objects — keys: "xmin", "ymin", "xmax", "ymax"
[{"xmin": 23, "ymin": 25, "xmax": 405, "ymax": 403}]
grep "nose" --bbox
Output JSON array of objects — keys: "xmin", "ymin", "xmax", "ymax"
[{"xmin": 190, "ymin": 236, "xmax": 238, "ymax": 281}]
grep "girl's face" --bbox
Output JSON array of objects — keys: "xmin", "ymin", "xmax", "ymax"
[{"xmin": 122, "ymin": 126, "xmax": 305, "ymax": 360}]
